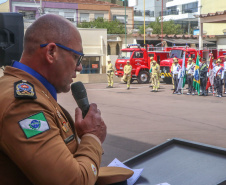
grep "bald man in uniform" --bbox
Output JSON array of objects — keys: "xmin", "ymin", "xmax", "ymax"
[{"xmin": 0, "ymin": 14, "xmax": 107, "ymax": 185}]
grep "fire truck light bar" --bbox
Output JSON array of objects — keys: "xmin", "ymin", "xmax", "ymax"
[{"xmin": 127, "ymin": 44, "xmax": 141, "ymax": 48}]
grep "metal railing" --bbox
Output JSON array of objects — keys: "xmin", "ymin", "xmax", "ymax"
[
  {"xmin": 134, "ymin": 10, "xmax": 154, "ymax": 17},
  {"xmin": 182, "ymin": 8, "xmax": 198, "ymax": 14},
  {"xmin": 159, "ymin": 10, "xmax": 179, "ymax": 16}
]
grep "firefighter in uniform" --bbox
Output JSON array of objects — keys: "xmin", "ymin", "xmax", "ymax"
[
  {"xmin": 214, "ymin": 58, "xmax": 224, "ymax": 97},
  {"xmin": 150, "ymin": 60, "xmax": 160, "ymax": 92},
  {"xmin": 106, "ymin": 60, "xmax": 114, "ymax": 88},
  {"xmin": 172, "ymin": 57, "xmax": 181, "ymax": 94},
  {"xmin": 149, "ymin": 56, "xmax": 154, "ymax": 86},
  {"xmin": 223, "ymin": 55, "xmax": 226, "ymax": 94},
  {"xmin": 123, "ymin": 60, "xmax": 132, "ymax": 90},
  {"xmin": 186, "ymin": 58, "xmax": 195, "ymax": 95},
  {"xmin": 199, "ymin": 58, "xmax": 208, "ymax": 96},
  {"xmin": 170, "ymin": 59, "xmax": 175, "ymax": 90}
]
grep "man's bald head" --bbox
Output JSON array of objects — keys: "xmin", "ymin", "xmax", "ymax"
[{"xmin": 23, "ymin": 14, "xmax": 80, "ymax": 55}]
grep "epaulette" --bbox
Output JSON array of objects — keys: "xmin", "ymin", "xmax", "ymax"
[{"xmin": 14, "ymin": 80, "xmax": 37, "ymax": 99}]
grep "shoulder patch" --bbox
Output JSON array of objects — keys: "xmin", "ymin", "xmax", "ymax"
[
  {"xmin": 91, "ymin": 164, "xmax": 97, "ymax": 176},
  {"xmin": 18, "ymin": 112, "xmax": 50, "ymax": 139},
  {"xmin": 14, "ymin": 80, "xmax": 37, "ymax": 99}
]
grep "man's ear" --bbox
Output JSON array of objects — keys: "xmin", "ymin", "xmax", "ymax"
[{"xmin": 45, "ymin": 43, "xmax": 57, "ymax": 64}]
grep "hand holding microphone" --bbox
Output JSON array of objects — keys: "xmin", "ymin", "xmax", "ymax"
[{"xmin": 71, "ymin": 82, "xmax": 107, "ymax": 143}]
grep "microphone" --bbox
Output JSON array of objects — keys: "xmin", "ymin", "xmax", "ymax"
[{"xmin": 71, "ymin": 81, "xmax": 90, "ymax": 118}]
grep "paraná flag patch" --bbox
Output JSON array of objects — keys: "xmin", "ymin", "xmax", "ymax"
[{"xmin": 19, "ymin": 112, "xmax": 50, "ymax": 139}]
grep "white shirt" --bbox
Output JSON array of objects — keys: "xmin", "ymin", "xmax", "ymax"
[
  {"xmin": 213, "ymin": 65, "xmax": 224, "ymax": 79},
  {"xmin": 172, "ymin": 64, "xmax": 181, "ymax": 78},
  {"xmin": 186, "ymin": 62, "xmax": 195, "ymax": 75}
]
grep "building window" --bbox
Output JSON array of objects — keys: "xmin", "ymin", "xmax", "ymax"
[
  {"xmin": 65, "ymin": 12, "xmax": 74, "ymax": 22},
  {"xmin": 19, "ymin": 10, "xmax": 36, "ymax": 20},
  {"xmin": 80, "ymin": 56, "xmax": 100, "ymax": 74},
  {"xmin": 182, "ymin": 2, "xmax": 198, "ymax": 14},
  {"xmin": 166, "ymin": 6, "xmax": 178, "ymax": 15},
  {"xmin": 66, "ymin": 18, "xmax": 74, "ymax": 22},
  {"xmin": 80, "ymin": 13, "xmax": 89, "ymax": 22},
  {"xmin": 116, "ymin": 43, "xmax": 120, "ymax": 55},
  {"xmin": 134, "ymin": 10, "xmax": 154, "ymax": 17},
  {"xmin": 107, "ymin": 44, "xmax": 111, "ymax": 55},
  {"xmin": 95, "ymin": 13, "xmax": 104, "ymax": 20},
  {"xmin": 174, "ymin": 20, "xmax": 198, "ymax": 34},
  {"xmin": 113, "ymin": 15, "xmax": 128, "ymax": 23},
  {"xmin": 48, "ymin": 11, "xmax": 59, "ymax": 15}
]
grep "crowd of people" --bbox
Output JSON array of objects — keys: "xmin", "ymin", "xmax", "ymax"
[
  {"xmin": 106, "ymin": 54, "xmax": 226, "ymax": 97},
  {"xmin": 171, "ymin": 56, "xmax": 226, "ymax": 97}
]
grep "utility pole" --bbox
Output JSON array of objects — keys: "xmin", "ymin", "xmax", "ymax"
[
  {"xmin": 161, "ymin": 0, "xmax": 163, "ymax": 46},
  {"xmin": 198, "ymin": 0, "xmax": 203, "ymax": 50},
  {"xmin": 125, "ymin": 0, "xmax": 127, "ymax": 46},
  {"xmin": 144, "ymin": 0, "xmax": 145, "ymax": 45},
  {"xmin": 39, "ymin": 0, "xmax": 43, "ymax": 15}
]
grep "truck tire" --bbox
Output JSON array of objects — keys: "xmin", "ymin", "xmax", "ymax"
[
  {"xmin": 137, "ymin": 71, "xmax": 150, "ymax": 84},
  {"xmin": 163, "ymin": 77, "xmax": 172, "ymax": 84}
]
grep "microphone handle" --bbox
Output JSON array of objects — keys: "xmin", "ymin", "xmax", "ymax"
[{"xmin": 76, "ymin": 97, "xmax": 90, "ymax": 118}]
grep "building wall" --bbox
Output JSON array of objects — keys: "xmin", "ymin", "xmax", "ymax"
[
  {"xmin": 0, "ymin": 0, "xmax": 10, "ymax": 12},
  {"xmin": 78, "ymin": 9, "xmax": 109, "ymax": 22},
  {"xmin": 110, "ymin": 6, "xmax": 133, "ymax": 32},
  {"xmin": 217, "ymin": 37, "xmax": 226, "ymax": 49},
  {"xmin": 202, "ymin": 0, "xmax": 226, "ymax": 35},
  {"xmin": 12, "ymin": 1, "xmax": 78, "ymax": 22},
  {"xmin": 79, "ymin": 28, "xmax": 107, "ymax": 73}
]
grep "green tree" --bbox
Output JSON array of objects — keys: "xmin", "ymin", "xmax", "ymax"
[
  {"xmin": 138, "ymin": 17, "xmax": 182, "ymax": 35},
  {"xmin": 77, "ymin": 17, "xmax": 125, "ymax": 34}
]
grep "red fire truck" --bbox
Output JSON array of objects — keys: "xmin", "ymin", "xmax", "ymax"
[
  {"xmin": 211, "ymin": 49, "xmax": 226, "ymax": 64},
  {"xmin": 159, "ymin": 47, "xmax": 210, "ymax": 84},
  {"xmin": 114, "ymin": 44, "xmax": 170, "ymax": 84}
]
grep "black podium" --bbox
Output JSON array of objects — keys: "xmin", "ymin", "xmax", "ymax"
[{"xmin": 123, "ymin": 138, "xmax": 226, "ymax": 185}]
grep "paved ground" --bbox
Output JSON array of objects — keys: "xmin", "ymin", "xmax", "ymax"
[{"xmin": 58, "ymin": 81, "xmax": 226, "ymax": 166}]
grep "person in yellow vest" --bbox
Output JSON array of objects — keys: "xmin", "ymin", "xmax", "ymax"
[
  {"xmin": 106, "ymin": 60, "xmax": 114, "ymax": 88},
  {"xmin": 149, "ymin": 57, "xmax": 154, "ymax": 87},
  {"xmin": 150, "ymin": 60, "xmax": 160, "ymax": 92},
  {"xmin": 123, "ymin": 60, "xmax": 132, "ymax": 90},
  {"xmin": 170, "ymin": 59, "xmax": 175, "ymax": 90}
]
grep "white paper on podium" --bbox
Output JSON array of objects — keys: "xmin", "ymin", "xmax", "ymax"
[{"xmin": 108, "ymin": 158, "xmax": 143, "ymax": 185}]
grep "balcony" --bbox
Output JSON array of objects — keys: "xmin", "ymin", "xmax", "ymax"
[
  {"xmin": 159, "ymin": 10, "xmax": 179, "ymax": 16},
  {"xmin": 134, "ymin": 10, "xmax": 154, "ymax": 17},
  {"xmin": 182, "ymin": 8, "xmax": 198, "ymax": 14}
]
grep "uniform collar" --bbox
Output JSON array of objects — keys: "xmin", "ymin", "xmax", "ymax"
[{"xmin": 12, "ymin": 61, "xmax": 57, "ymax": 101}]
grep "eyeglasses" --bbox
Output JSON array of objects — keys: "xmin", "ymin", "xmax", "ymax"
[{"xmin": 40, "ymin": 43, "xmax": 84, "ymax": 66}]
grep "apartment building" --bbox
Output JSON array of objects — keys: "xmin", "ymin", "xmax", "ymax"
[
  {"xmin": 133, "ymin": 0, "xmax": 167, "ymax": 28},
  {"xmin": 77, "ymin": 0, "xmax": 133, "ymax": 32},
  {"xmin": 11, "ymin": 0, "xmax": 78, "ymax": 24},
  {"xmin": 163, "ymin": 0, "xmax": 199, "ymax": 34}
]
